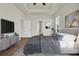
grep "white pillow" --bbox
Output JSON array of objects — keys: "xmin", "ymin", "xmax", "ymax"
[{"xmin": 58, "ymin": 33, "xmax": 77, "ymax": 42}]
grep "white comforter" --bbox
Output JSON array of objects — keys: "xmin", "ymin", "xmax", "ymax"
[{"xmin": 58, "ymin": 33, "xmax": 76, "ymax": 48}]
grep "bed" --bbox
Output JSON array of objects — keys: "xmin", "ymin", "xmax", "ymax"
[
  {"xmin": 57, "ymin": 28, "xmax": 79, "ymax": 54},
  {"xmin": 23, "ymin": 28, "xmax": 79, "ymax": 55},
  {"xmin": 55, "ymin": 33, "xmax": 76, "ymax": 48}
]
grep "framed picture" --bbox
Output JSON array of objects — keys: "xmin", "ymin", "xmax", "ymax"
[{"xmin": 65, "ymin": 10, "xmax": 79, "ymax": 28}]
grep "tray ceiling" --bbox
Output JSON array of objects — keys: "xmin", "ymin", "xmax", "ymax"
[{"xmin": 14, "ymin": 3, "xmax": 64, "ymax": 14}]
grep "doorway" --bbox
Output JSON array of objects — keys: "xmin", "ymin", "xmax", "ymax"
[{"xmin": 39, "ymin": 21, "xmax": 43, "ymax": 36}]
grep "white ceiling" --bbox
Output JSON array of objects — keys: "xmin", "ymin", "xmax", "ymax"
[
  {"xmin": 26, "ymin": 3, "xmax": 52, "ymax": 9},
  {"xmin": 14, "ymin": 3, "xmax": 65, "ymax": 15}
]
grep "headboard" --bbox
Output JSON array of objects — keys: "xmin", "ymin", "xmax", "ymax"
[{"xmin": 59, "ymin": 28, "xmax": 79, "ymax": 35}]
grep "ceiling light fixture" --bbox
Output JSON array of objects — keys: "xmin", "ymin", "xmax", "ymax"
[
  {"xmin": 33, "ymin": 3, "xmax": 36, "ymax": 5},
  {"xmin": 33, "ymin": 3, "xmax": 46, "ymax": 6},
  {"xmin": 42, "ymin": 3, "xmax": 46, "ymax": 5}
]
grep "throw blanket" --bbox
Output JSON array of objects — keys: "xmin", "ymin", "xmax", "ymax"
[{"xmin": 23, "ymin": 36, "xmax": 61, "ymax": 55}]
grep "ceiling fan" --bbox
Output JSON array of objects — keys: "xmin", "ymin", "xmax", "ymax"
[{"xmin": 33, "ymin": 3, "xmax": 46, "ymax": 6}]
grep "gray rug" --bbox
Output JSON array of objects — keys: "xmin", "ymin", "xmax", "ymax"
[
  {"xmin": 12, "ymin": 45, "xmax": 25, "ymax": 56},
  {"xmin": 23, "ymin": 36, "xmax": 61, "ymax": 55}
]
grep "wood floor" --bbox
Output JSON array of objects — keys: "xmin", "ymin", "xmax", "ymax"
[{"xmin": 0, "ymin": 37, "xmax": 28, "ymax": 56}]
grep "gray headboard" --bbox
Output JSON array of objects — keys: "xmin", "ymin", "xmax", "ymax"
[{"xmin": 59, "ymin": 28, "xmax": 79, "ymax": 35}]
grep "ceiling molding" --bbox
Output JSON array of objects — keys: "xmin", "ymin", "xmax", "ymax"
[{"xmin": 14, "ymin": 3, "xmax": 65, "ymax": 15}]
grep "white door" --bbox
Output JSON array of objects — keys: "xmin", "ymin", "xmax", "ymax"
[{"xmin": 21, "ymin": 20, "xmax": 31, "ymax": 37}]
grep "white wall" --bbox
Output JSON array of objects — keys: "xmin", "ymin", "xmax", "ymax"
[
  {"xmin": 0, "ymin": 3, "xmax": 55, "ymax": 37},
  {"xmin": 26, "ymin": 13, "xmax": 54, "ymax": 36},
  {"xmin": 0, "ymin": 4, "xmax": 25, "ymax": 37},
  {"xmin": 54, "ymin": 3, "xmax": 79, "ymax": 28},
  {"xmin": 21, "ymin": 19, "xmax": 32, "ymax": 37}
]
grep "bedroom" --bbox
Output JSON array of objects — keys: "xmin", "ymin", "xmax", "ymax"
[{"xmin": 0, "ymin": 3, "xmax": 79, "ymax": 56}]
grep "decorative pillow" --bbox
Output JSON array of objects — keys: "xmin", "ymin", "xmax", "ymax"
[
  {"xmin": 14, "ymin": 32, "xmax": 19, "ymax": 36},
  {"xmin": 51, "ymin": 33, "xmax": 64, "ymax": 40},
  {"xmin": 3, "ymin": 35, "xmax": 9, "ymax": 40}
]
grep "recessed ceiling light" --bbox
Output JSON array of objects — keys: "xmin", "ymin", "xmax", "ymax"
[
  {"xmin": 42, "ymin": 3, "xmax": 46, "ymax": 5},
  {"xmin": 33, "ymin": 3, "xmax": 36, "ymax": 5},
  {"xmin": 33, "ymin": 3, "xmax": 46, "ymax": 6}
]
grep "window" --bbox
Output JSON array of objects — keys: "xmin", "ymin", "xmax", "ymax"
[{"xmin": 55, "ymin": 16, "xmax": 60, "ymax": 32}]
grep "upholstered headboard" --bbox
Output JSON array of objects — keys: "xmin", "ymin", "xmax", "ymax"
[{"xmin": 59, "ymin": 28, "xmax": 79, "ymax": 35}]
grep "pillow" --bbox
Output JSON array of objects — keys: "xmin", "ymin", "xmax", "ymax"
[
  {"xmin": 14, "ymin": 32, "xmax": 19, "ymax": 36},
  {"xmin": 58, "ymin": 33, "xmax": 77, "ymax": 42},
  {"xmin": 51, "ymin": 33, "xmax": 64, "ymax": 40},
  {"xmin": 3, "ymin": 35, "xmax": 9, "ymax": 40}
]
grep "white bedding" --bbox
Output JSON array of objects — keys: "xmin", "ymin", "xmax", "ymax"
[{"xmin": 58, "ymin": 33, "xmax": 77, "ymax": 48}]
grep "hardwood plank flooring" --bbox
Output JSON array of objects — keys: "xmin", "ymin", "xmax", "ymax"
[{"xmin": 0, "ymin": 37, "xmax": 28, "ymax": 56}]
